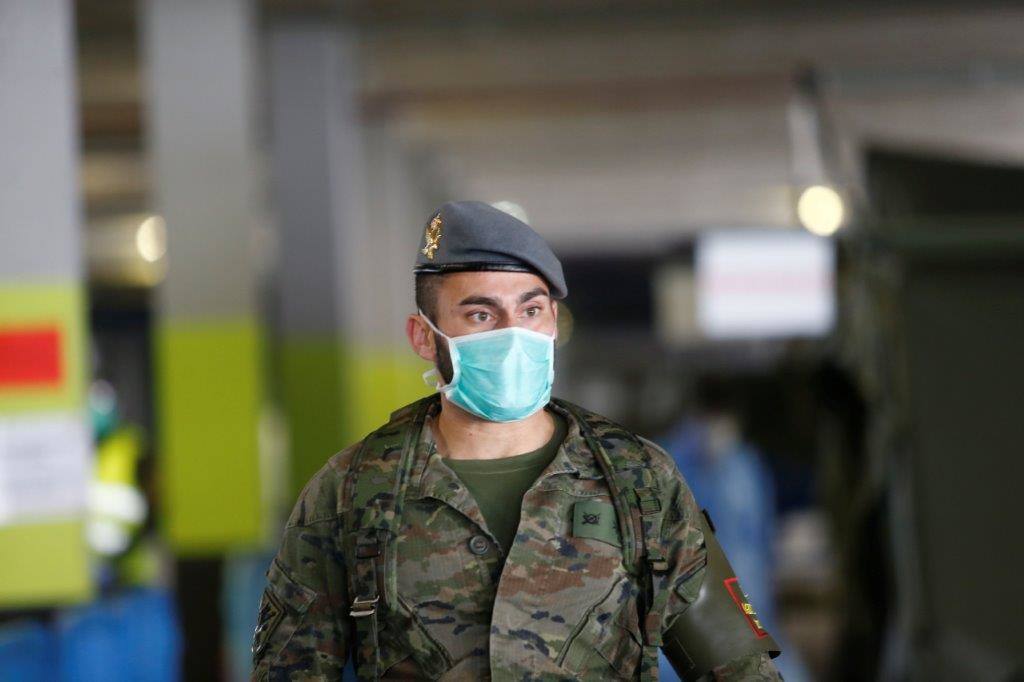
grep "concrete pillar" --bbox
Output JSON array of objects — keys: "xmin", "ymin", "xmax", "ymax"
[
  {"xmin": 0, "ymin": 0, "xmax": 92, "ymax": 605},
  {"xmin": 142, "ymin": 0, "xmax": 267, "ymax": 552},
  {"xmin": 267, "ymin": 22, "xmax": 356, "ymax": 495},
  {"xmin": 267, "ymin": 22, "xmax": 431, "ymax": 494},
  {"xmin": 354, "ymin": 125, "xmax": 439, "ymax": 422}
]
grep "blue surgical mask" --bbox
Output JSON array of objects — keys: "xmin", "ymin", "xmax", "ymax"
[{"xmin": 419, "ymin": 310, "xmax": 555, "ymax": 423}]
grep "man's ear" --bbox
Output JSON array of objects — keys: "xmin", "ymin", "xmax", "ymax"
[
  {"xmin": 552, "ymin": 300, "xmax": 570, "ymax": 346},
  {"xmin": 406, "ymin": 314, "xmax": 437, "ymax": 362}
]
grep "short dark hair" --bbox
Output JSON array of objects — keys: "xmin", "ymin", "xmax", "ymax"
[
  {"xmin": 414, "ymin": 273, "xmax": 445, "ymax": 321},
  {"xmin": 415, "ymin": 272, "xmax": 455, "ymax": 383}
]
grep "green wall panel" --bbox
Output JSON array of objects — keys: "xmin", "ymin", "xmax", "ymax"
[
  {"xmin": 156, "ymin": 319, "xmax": 265, "ymax": 554},
  {"xmin": 277, "ymin": 337, "xmax": 431, "ymax": 499},
  {"xmin": 340, "ymin": 342, "xmax": 432, "ymax": 446},
  {"xmin": 0, "ymin": 521, "xmax": 91, "ymax": 606},
  {"xmin": 0, "ymin": 282, "xmax": 92, "ymax": 606},
  {"xmin": 280, "ymin": 336, "xmax": 346, "ymax": 499}
]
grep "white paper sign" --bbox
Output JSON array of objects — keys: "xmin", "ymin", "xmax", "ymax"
[
  {"xmin": 696, "ymin": 230, "xmax": 835, "ymax": 339},
  {"xmin": 0, "ymin": 412, "xmax": 90, "ymax": 525}
]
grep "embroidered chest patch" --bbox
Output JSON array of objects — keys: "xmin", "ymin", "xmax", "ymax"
[{"xmin": 572, "ymin": 500, "xmax": 620, "ymax": 548}]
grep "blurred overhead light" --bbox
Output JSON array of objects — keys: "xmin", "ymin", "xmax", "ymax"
[
  {"xmin": 796, "ymin": 185, "xmax": 844, "ymax": 237},
  {"xmin": 135, "ymin": 215, "xmax": 166, "ymax": 263},
  {"xmin": 491, "ymin": 200, "xmax": 530, "ymax": 225}
]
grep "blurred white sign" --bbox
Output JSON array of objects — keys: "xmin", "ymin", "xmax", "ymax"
[
  {"xmin": 696, "ymin": 230, "xmax": 835, "ymax": 339},
  {"xmin": 0, "ymin": 412, "xmax": 90, "ymax": 525}
]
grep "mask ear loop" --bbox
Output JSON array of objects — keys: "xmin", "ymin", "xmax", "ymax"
[
  {"xmin": 418, "ymin": 310, "xmax": 457, "ymax": 392},
  {"xmin": 421, "ymin": 367, "xmax": 443, "ymax": 390}
]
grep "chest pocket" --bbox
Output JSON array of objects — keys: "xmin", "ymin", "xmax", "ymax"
[
  {"xmin": 572, "ymin": 500, "xmax": 621, "ymax": 548},
  {"xmin": 558, "ymin": 574, "xmax": 644, "ymax": 679}
]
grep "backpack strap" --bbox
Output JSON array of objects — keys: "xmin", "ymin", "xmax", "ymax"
[
  {"xmin": 635, "ymin": 476, "xmax": 673, "ymax": 682},
  {"xmin": 342, "ymin": 395, "xmax": 438, "ymax": 680},
  {"xmin": 551, "ymin": 398, "xmax": 670, "ymax": 682}
]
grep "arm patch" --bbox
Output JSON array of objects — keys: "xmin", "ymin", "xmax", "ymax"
[
  {"xmin": 723, "ymin": 577, "xmax": 769, "ymax": 639},
  {"xmin": 252, "ymin": 588, "xmax": 285, "ymax": 658}
]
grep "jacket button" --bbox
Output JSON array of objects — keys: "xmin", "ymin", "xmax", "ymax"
[{"xmin": 468, "ymin": 535, "xmax": 490, "ymax": 555}]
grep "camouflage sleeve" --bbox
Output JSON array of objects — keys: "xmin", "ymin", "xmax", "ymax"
[
  {"xmin": 639, "ymin": 437, "xmax": 709, "ymax": 631},
  {"xmin": 251, "ymin": 451, "xmax": 354, "ymax": 681},
  {"xmin": 641, "ymin": 439, "xmax": 782, "ymax": 681},
  {"xmin": 701, "ymin": 652, "xmax": 782, "ymax": 681}
]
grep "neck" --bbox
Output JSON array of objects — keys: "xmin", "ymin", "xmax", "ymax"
[{"xmin": 434, "ymin": 394, "xmax": 555, "ymax": 460}]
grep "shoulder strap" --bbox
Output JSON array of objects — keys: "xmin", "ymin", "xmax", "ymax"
[
  {"xmin": 551, "ymin": 398, "xmax": 671, "ymax": 681},
  {"xmin": 551, "ymin": 398, "xmax": 667, "ymax": 571},
  {"xmin": 341, "ymin": 394, "xmax": 438, "ymax": 681}
]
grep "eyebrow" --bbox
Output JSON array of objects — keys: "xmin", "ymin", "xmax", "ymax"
[
  {"xmin": 457, "ymin": 287, "xmax": 550, "ymax": 308},
  {"xmin": 518, "ymin": 287, "xmax": 550, "ymax": 304}
]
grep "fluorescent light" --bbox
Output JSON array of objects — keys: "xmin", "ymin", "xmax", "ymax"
[{"xmin": 797, "ymin": 185, "xmax": 844, "ymax": 236}]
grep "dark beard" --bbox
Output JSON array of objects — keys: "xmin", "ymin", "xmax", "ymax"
[{"xmin": 435, "ymin": 335, "xmax": 454, "ymax": 385}]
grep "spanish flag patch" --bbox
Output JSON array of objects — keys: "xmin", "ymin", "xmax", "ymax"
[{"xmin": 724, "ymin": 576, "xmax": 768, "ymax": 639}]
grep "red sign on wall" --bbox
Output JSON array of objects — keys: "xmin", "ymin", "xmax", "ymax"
[{"xmin": 0, "ymin": 326, "xmax": 63, "ymax": 388}]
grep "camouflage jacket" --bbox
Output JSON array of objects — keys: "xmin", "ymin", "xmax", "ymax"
[{"xmin": 252, "ymin": 396, "xmax": 780, "ymax": 680}]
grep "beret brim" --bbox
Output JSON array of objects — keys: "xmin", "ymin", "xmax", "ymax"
[{"xmin": 413, "ymin": 200, "xmax": 567, "ymax": 299}]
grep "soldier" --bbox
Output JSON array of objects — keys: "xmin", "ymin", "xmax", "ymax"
[{"xmin": 252, "ymin": 201, "xmax": 782, "ymax": 681}]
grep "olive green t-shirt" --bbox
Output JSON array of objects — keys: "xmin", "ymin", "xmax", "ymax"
[{"xmin": 443, "ymin": 411, "xmax": 567, "ymax": 560}]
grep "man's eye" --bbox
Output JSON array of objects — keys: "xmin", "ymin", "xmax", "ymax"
[
  {"xmin": 525, "ymin": 307, "xmax": 540, "ymax": 317},
  {"xmin": 471, "ymin": 311, "xmax": 491, "ymax": 322}
]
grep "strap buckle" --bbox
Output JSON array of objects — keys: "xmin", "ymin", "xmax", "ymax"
[
  {"xmin": 350, "ymin": 595, "xmax": 379, "ymax": 618},
  {"xmin": 646, "ymin": 551, "xmax": 669, "ymax": 573},
  {"xmin": 634, "ymin": 487, "xmax": 662, "ymax": 514}
]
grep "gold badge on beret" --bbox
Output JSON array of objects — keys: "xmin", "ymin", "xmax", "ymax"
[{"xmin": 421, "ymin": 214, "xmax": 442, "ymax": 260}]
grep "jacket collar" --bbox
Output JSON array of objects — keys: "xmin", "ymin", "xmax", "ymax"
[{"xmin": 409, "ymin": 397, "xmax": 605, "ymax": 506}]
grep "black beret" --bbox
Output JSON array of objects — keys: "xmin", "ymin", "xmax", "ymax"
[{"xmin": 413, "ymin": 200, "xmax": 567, "ymax": 299}]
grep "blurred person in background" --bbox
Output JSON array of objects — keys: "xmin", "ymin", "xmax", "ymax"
[
  {"xmin": 657, "ymin": 380, "xmax": 810, "ymax": 682},
  {"xmin": 252, "ymin": 201, "xmax": 781, "ymax": 680}
]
